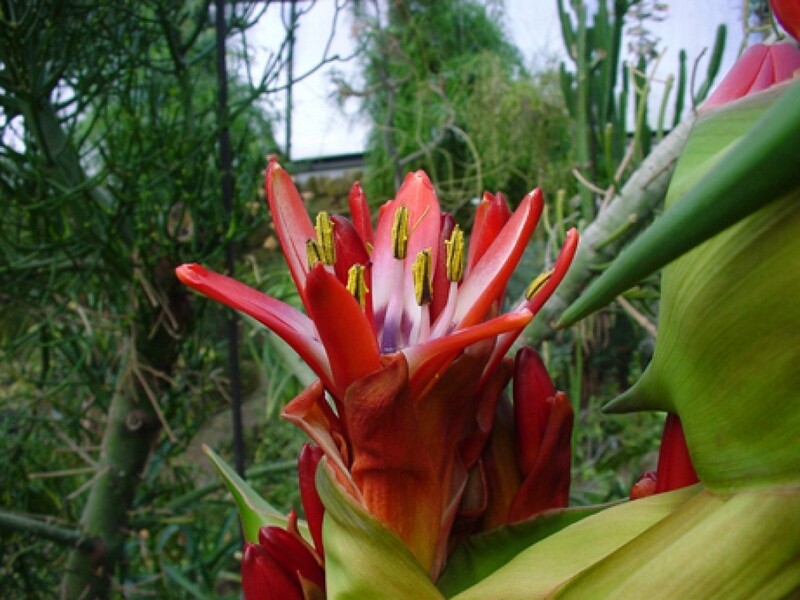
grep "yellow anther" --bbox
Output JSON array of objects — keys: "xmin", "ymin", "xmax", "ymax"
[
  {"xmin": 444, "ymin": 225, "xmax": 465, "ymax": 282},
  {"xmin": 314, "ymin": 211, "xmax": 335, "ymax": 265},
  {"xmin": 346, "ymin": 264, "xmax": 369, "ymax": 309},
  {"xmin": 391, "ymin": 206, "xmax": 409, "ymax": 259},
  {"xmin": 412, "ymin": 249, "xmax": 433, "ymax": 306},
  {"xmin": 306, "ymin": 239, "xmax": 323, "ymax": 268},
  {"xmin": 525, "ymin": 269, "xmax": 554, "ymax": 300}
]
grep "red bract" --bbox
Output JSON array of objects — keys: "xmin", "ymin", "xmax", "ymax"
[
  {"xmin": 177, "ymin": 160, "xmax": 579, "ymax": 579},
  {"xmin": 629, "ymin": 414, "xmax": 699, "ymax": 500},
  {"xmin": 771, "ymin": 0, "xmax": 800, "ymax": 42},
  {"xmin": 479, "ymin": 348, "xmax": 574, "ymax": 528},
  {"xmin": 240, "ymin": 451, "xmax": 327, "ymax": 600}
]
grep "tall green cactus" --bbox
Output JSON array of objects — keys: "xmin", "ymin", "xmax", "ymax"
[{"xmin": 556, "ymin": 1, "xmax": 726, "ymax": 220}]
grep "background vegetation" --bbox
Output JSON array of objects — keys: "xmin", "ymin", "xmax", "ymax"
[{"xmin": 0, "ymin": 0, "xmax": 732, "ymax": 597}]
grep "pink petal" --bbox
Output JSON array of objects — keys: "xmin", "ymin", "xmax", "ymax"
[
  {"xmin": 175, "ymin": 264, "xmax": 333, "ymax": 387},
  {"xmin": 700, "ymin": 43, "xmax": 800, "ymax": 109},
  {"xmin": 265, "ymin": 157, "xmax": 316, "ymax": 303},
  {"xmin": 371, "ymin": 172, "xmax": 441, "ymax": 343},
  {"xmin": 771, "ymin": 41, "xmax": 800, "ymax": 82},
  {"xmin": 453, "ymin": 189, "xmax": 543, "ymax": 328}
]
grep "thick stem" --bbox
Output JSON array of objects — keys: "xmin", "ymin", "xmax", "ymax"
[
  {"xmin": 60, "ymin": 343, "xmax": 163, "ymax": 599},
  {"xmin": 525, "ymin": 114, "xmax": 695, "ymax": 345}
]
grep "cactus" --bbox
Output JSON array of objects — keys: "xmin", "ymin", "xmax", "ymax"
[{"xmin": 556, "ymin": 1, "xmax": 726, "ymax": 220}]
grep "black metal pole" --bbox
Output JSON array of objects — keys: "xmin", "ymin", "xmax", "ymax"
[
  {"xmin": 214, "ymin": 0, "xmax": 246, "ymax": 478},
  {"xmin": 285, "ymin": 0, "xmax": 297, "ymax": 160}
]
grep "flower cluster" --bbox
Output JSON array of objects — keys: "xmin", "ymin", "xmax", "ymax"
[{"xmin": 177, "ymin": 160, "xmax": 578, "ymax": 593}]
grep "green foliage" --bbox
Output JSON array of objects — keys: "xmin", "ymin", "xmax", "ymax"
[{"xmin": 350, "ymin": 0, "xmax": 573, "ymax": 209}]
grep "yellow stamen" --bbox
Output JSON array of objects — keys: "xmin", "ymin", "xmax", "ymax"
[
  {"xmin": 314, "ymin": 211, "xmax": 335, "ymax": 265},
  {"xmin": 444, "ymin": 225, "xmax": 465, "ymax": 282},
  {"xmin": 306, "ymin": 239, "xmax": 323, "ymax": 268},
  {"xmin": 525, "ymin": 269, "xmax": 554, "ymax": 300},
  {"xmin": 346, "ymin": 264, "xmax": 369, "ymax": 309},
  {"xmin": 412, "ymin": 249, "xmax": 433, "ymax": 306},
  {"xmin": 391, "ymin": 206, "xmax": 409, "ymax": 259}
]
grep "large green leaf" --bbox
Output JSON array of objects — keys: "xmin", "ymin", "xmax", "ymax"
[
  {"xmin": 604, "ymin": 182, "xmax": 800, "ymax": 489},
  {"xmin": 316, "ymin": 459, "xmax": 445, "ymax": 599},
  {"xmin": 448, "ymin": 486, "xmax": 699, "ymax": 599},
  {"xmin": 436, "ymin": 503, "xmax": 614, "ymax": 597},
  {"xmin": 555, "ymin": 487, "xmax": 800, "ymax": 599},
  {"xmin": 203, "ymin": 445, "xmax": 298, "ymax": 543},
  {"xmin": 558, "ymin": 79, "xmax": 800, "ymax": 326}
]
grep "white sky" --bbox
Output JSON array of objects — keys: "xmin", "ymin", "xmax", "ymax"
[{"xmin": 248, "ymin": 0, "xmax": 746, "ymax": 160}]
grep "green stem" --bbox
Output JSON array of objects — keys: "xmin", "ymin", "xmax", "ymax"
[{"xmin": 0, "ymin": 509, "xmax": 101, "ymax": 555}]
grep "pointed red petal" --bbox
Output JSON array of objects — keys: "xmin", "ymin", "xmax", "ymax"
[
  {"xmin": 655, "ymin": 414, "xmax": 699, "ymax": 493},
  {"xmin": 525, "ymin": 227, "xmax": 580, "ymax": 315},
  {"xmin": 454, "ymin": 190, "xmax": 543, "ymax": 328},
  {"xmin": 297, "ymin": 444, "xmax": 325, "ymax": 557},
  {"xmin": 241, "ymin": 542, "xmax": 304, "ymax": 600},
  {"xmin": 513, "ymin": 347, "xmax": 557, "ymax": 476},
  {"xmin": 330, "ymin": 215, "xmax": 374, "ymax": 329},
  {"xmin": 481, "ymin": 228, "xmax": 579, "ymax": 382},
  {"xmin": 398, "ymin": 170, "xmax": 442, "ymax": 273},
  {"xmin": 348, "ymin": 181, "xmax": 374, "ymax": 247},
  {"xmin": 282, "ymin": 381, "xmax": 358, "ymax": 498},
  {"xmin": 265, "ymin": 158, "xmax": 316, "ymax": 303},
  {"xmin": 466, "ymin": 191, "xmax": 512, "ymax": 274},
  {"xmin": 772, "ymin": 0, "xmax": 800, "ymax": 41},
  {"xmin": 304, "ymin": 264, "xmax": 381, "ymax": 397},
  {"xmin": 175, "ymin": 264, "xmax": 332, "ymax": 387},
  {"xmin": 330, "ymin": 215, "xmax": 370, "ymax": 285},
  {"xmin": 479, "ymin": 400, "xmax": 524, "ymax": 530},
  {"xmin": 257, "ymin": 526, "xmax": 325, "ymax": 591}
]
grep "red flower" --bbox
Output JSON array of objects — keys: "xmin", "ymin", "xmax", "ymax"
[{"xmin": 177, "ymin": 160, "xmax": 578, "ymax": 577}]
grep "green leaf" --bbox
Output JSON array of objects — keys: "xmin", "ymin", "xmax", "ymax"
[
  {"xmin": 604, "ymin": 182, "xmax": 800, "ymax": 488},
  {"xmin": 449, "ymin": 486, "xmax": 700, "ymax": 599},
  {"xmin": 203, "ymin": 444, "xmax": 297, "ymax": 543},
  {"xmin": 437, "ymin": 503, "xmax": 615, "ymax": 597},
  {"xmin": 315, "ymin": 459, "xmax": 445, "ymax": 599},
  {"xmin": 558, "ymin": 79, "xmax": 800, "ymax": 327},
  {"xmin": 555, "ymin": 488, "xmax": 800, "ymax": 599}
]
